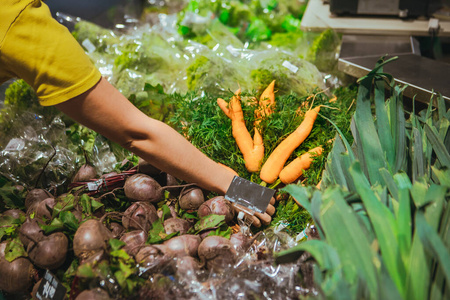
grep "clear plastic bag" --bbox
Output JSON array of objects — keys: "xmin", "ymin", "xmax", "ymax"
[
  {"xmin": 0, "ymin": 112, "xmax": 119, "ymax": 192},
  {"xmin": 0, "ymin": 113, "xmax": 75, "ymax": 191},
  {"xmin": 133, "ymin": 225, "xmax": 311, "ymax": 300}
]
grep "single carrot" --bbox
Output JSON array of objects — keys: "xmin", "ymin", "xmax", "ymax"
[
  {"xmin": 260, "ymin": 105, "xmax": 321, "ymax": 184},
  {"xmin": 217, "ymin": 97, "xmax": 231, "ymax": 118},
  {"xmin": 258, "ymin": 80, "xmax": 276, "ymax": 117},
  {"xmin": 217, "ymin": 89, "xmax": 264, "ymax": 172},
  {"xmin": 279, "ymin": 146, "xmax": 323, "ymax": 184}
]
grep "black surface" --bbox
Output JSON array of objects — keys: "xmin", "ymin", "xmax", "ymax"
[
  {"xmin": 340, "ymin": 54, "xmax": 450, "ymax": 102},
  {"xmin": 330, "ymin": 0, "xmax": 437, "ymax": 17}
]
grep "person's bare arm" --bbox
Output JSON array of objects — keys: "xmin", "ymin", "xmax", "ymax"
[
  {"xmin": 56, "ymin": 77, "xmax": 235, "ymax": 195},
  {"xmin": 56, "ymin": 77, "xmax": 275, "ymax": 226}
]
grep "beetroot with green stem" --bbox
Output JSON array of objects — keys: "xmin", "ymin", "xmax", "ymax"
[
  {"xmin": 19, "ymin": 217, "xmax": 45, "ymax": 248},
  {"xmin": 73, "ymin": 219, "xmax": 114, "ymax": 258},
  {"xmin": 73, "ymin": 163, "xmax": 97, "ymax": 182},
  {"xmin": 24, "ymin": 188, "xmax": 52, "ymax": 210},
  {"xmin": 120, "ymin": 230, "xmax": 148, "ymax": 257},
  {"xmin": 163, "ymin": 234, "xmax": 201, "ymax": 258},
  {"xmin": 157, "ymin": 204, "xmax": 177, "ymax": 219},
  {"xmin": 198, "ymin": 235, "xmax": 237, "ymax": 272},
  {"xmin": 27, "ymin": 231, "xmax": 69, "ymax": 270},
  {"xmin": 163, "ymin": 218, "xmax": 191, "ymax": 235},
  {"xmin": 124, "ymin": 174, "xmax": 163, "ymax": 203},
  {"xmin": 197, "ymin": 196, "xmax": 235, "ymax": 224},
  {"xmin": 0, "ymin": 241, "xmax": 37, "ymax": 294},
  {"xmin": 122, "ymin": 201, "xmax": 158, "ymax": 232},
  {"xmin": 178, "ymin": 186, "xmax": 205, "ymax": 211}
]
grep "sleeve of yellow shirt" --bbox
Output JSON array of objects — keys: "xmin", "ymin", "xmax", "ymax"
[{"xmin": 0, "ymin": 0, "xmax": 102, "ymax": 106}]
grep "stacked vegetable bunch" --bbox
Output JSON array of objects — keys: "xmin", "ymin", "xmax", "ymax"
[
  {"xmin": 275, "ymin": 57, "xmax": 450, "ymax": 300},
  {"xmin": 216, "ymin": 80, "xmax": 324, "ymax": 185}
]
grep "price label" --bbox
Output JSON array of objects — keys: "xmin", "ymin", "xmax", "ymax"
[
  {"xmin": 87, "ymin": 179, "xmax": 103, "ymax": 191},
  {"xmin": 82, "ymin": 39, "xmax": 96, "ymax": 53},
  {"xmin": 35, "ymin": 270, "xmax": 66, "ymax": 300},
  {"xmin": 282, "ymin": 60, "xmax": 299, "ymax": 73}
]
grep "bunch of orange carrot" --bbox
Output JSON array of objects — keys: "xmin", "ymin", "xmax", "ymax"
[{"xmin": 217, "ymin": 80, "xmax": 323, "ymax": 185}]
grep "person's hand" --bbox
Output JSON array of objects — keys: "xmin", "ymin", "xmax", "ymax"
[{"xmin": 233, "ymin": 196, "xmax": 276, "ymax": 228}]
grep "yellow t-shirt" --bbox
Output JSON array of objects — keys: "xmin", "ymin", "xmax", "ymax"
[{"xmin": 0, "ymin": 0, "xmax": 102, "ymax": 106}]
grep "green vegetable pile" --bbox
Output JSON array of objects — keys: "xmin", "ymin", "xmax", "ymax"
[
  {"xmin": 70, "ymin": 0, "xmax": 341, "ymax": 98},
  {"xmin": 276, "ymin": 57, "xmax": 450, "ymax": 300}
]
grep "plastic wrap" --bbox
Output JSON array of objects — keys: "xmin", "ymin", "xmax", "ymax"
[
  {"xmin": 0, "ymin": 112, "xmax": 119, "ymax": 192},
  {"xmin": 71, "ymin": 11, "xmax": 327, "ymax": 98},
  {"xmin": 0, "ymin": 113, "xmax": 75, "ymax": 191},
  {"xmin": 131, "ymin": 223, "xmax": 313, "ymax": 300}
]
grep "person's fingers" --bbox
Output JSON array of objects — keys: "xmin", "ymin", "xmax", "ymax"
[
  {"xmin": 270, "ymin": 197, "xmax": 275, "ymax": 205},
  {"xmin": 251, "ymin": 215, "xmax": 261, "ymax": 228},
  {"xmin": 254, "ymin": 212, "xmax": 271, "ymax": 225},
  {"xmin": 266, "ymin": 204, "xmax": 275, "ymax": 216}
]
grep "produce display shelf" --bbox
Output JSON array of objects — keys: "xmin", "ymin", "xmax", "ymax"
[{"xmin": 301, "ymin": 0, "xmax": 450, "ymax": 36}]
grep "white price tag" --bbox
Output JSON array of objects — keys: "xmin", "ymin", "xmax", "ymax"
[
  {"xmin": 295, "ymin": 229, "xmax": 307, "ymax": 242},
  {"xmin": 4, "ymin": 138, "xmax": 25, "ymax": 151},
  {"xmin": 87, "ymin": 179, "xmax": 103, "ymax": 191},
  {"xmin": 282, "ymin": 60, "xmax": 299, "ymax": 73},
  {"xmin": 226, "ymin": 45, "xmax": 240, "ymax": 57}
]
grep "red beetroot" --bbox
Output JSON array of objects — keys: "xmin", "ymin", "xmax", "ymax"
[
  {"xmin": 27, "ymin": 197, "xmax": 56, "ymax": 220},
  {"xmin": 198, "ymin": 236, "xmax": 237, "ymax": 272},
  {"xmin": 108, "ymin": 222, "xmax": 125, "ymax": 239},
  {"xmin": 178, "ymin": 187, "xmax": 204, "ymax": 211},
  {"xmin": 137, "ymin": 158, "xmax": 161, "ymax": 177},
  {"xmin": 122, "ymin": 202, "xmax": 158, "ymax": 232},
  {"xmin": 163, "ymin": 234, "xmax": 201, "ymax": 257},
  {"xmin": 27, "ymin": 232, "xmax": 69, "ymax": 270},
  {"xmin": 73, "ymin": 219, "xmax": 113, "ymax": 258},
  {"xmin": 19, "ymin": 217, "xmax": 45, "ymax": 248},
  {"xmin": 3, "ymin": 209, "xmax": 25, "ymax": 219},
  {"xmin": 120, "ymin": 230, "xmax": 148, "ymax": 257},
  {"xmin": 25, "ymin": 188, "xmax": 52, "ymax": 210},
  {"xmin": 163, "ymin": 218, "xmax": 191, "ymax": 235},
  {"xmin": 124, "ymin": 174, "xmax": 163, "ymax": 203},
  {"xmin": 135, "ymin": 245, "xmax": 170, "ymax": 274},
  {"xmin": 73, "ymin": 164, "xmax": 97, "ymax": 182},
  {"xmin": 75, "ymin": 288, "xmax": 111, "ymax": 300},
  {"xmin": 0, "ymin": 242, "xmax": 36, "ymax": 294},
  {"xmin": 197, "ymin": 196, "xmax": 235, "ymax": 224}
]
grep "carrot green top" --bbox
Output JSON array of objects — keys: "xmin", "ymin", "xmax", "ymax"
[{"xmin": 0, "ymin": 0, "xmax": 102, "ymax": 106}]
